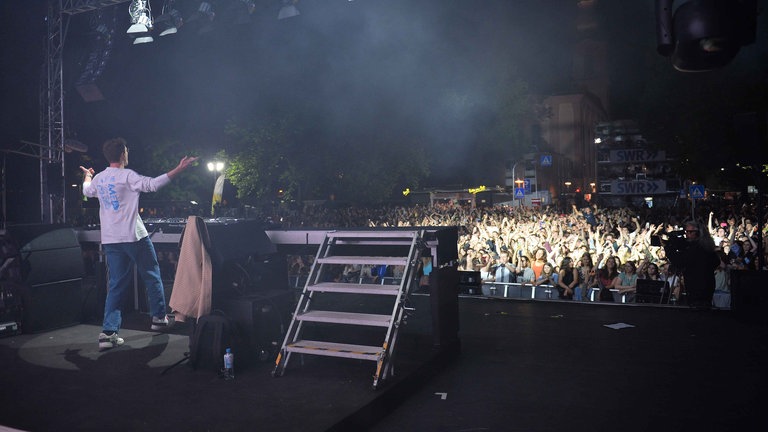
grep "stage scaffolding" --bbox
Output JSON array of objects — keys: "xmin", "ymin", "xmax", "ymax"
[{"xmin": 32, "ymin": 0, "xmax": 129, "ymax": 224}]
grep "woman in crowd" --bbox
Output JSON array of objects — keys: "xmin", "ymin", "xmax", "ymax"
[
  {"xmin": 557, "ymin": 256, "xmax": 578, "ymax": 300},
  {"xmin": 613, "ymin": 261, "xmax": 638, "ymax": 302},
  {"xmin": 532, "ymin": 262, "xmax": 558, "ymax": 285},
  {"xmin": 596, "ymin": 256, "xmax": 620, "ymax": 302},
  {"xmin": 575, "ymin": 253, "xmax": 596, "ymax": 301},
  {"xmin": 531, "ymin": 262, "xmax": 559, "ymax": 300},
  {"xmin": 531, "ymin": 248, "xmax": 548, "ymax": 280},
  {"xmin": 641, "ymin": 262, "xmax": 663, "ymax": 281}
]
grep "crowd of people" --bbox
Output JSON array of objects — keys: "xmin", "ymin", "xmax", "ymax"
[{"xmin": 278, "ymin": 199, "xmax": 766, "ymax": 306}]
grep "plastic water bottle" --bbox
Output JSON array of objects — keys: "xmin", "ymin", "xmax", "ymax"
[{"xmin": 223, "ymin": 348, "xmax": 234, "ymax": 380}]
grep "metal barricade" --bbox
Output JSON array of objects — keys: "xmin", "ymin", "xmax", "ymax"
[{"xmin": 481, "ymin": 282, "xmax": 559, "ymax": 300}]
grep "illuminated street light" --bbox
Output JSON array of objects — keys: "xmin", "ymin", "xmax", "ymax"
[
  {"xmin": 207, "ymin": 161, "xmax": 224, "ymax": 172},
  {"xmin": 207, "ymin": 161, "xmax": 225, "ymax": 216}
]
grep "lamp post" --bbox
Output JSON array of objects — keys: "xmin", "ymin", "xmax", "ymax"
[{"xmin": 207, "ymin": 161, "xmax": 225, "ymax": 217}]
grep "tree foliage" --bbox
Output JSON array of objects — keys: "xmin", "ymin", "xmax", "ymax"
[
  {"xmin": 224, "ymin": 118, "xmax": 300, "ymax": 204},
  {"xmin": 223, "ymin": 114, "xmax": 432, "ymax": 205},
  {"xmin": 134, "ymin": 138, "xmax": 207, "ymax": 202}
]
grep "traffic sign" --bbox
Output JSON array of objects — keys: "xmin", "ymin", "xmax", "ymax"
[
  {"xmin": 689, "ymin": 185, "xmax": 705, "ymax": 199},
  {"xmin": 540, "ymin": 154, "xmax": 552, "ymax": 167},
  {"xmin": 514, "ymin": 187, "xmax": 525, "ymax": 199},
  {"xmin": 523, "ymin": 178, "xmax": 532, "ymax": 194}
]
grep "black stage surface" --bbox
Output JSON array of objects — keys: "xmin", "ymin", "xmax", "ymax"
[{"xmin": 1, "ymin": 294, "xmax": 766, "ymax": 432}]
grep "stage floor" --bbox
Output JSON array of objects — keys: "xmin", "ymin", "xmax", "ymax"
[{"xmin": 1, "ymin": 294, "xmax": 766, "ymax": 432}]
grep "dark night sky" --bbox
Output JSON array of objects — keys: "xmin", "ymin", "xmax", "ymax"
[{"xmin": 1, "ymin": 0, "xmax": 765, "ymax": 224}]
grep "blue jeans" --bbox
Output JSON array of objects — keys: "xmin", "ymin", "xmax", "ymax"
[
  {"xmin": 574, "ymin": 286, "xmax": 584, "ymax": 301},
  {"xmin": 102, "ymin": 237, "xmax": 166, "ymax": 332}
]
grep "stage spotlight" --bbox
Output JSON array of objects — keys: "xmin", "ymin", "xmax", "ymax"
[
  {"xmin": 278, "ymin": 0, "xmax": 300, "ymax": 20},
  {"xmin": 155, "ymin": 1, "xmax": 183, "ymax": 36},
  {"xmin": 133, "ymin": 35, "xmax": 154, "ymax": 44},
  {"xmin": 186, "ymin": 1, "xmax": 216, "ymax": 34},
  {"xmin": 127, "ymin": 0, "xmax": 153, "ymax": 34},
  {"xmin": 655, "ymin": 0, "xmax": 757, "ymax": 72}
]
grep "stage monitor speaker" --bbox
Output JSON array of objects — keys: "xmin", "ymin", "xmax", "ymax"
[
  {"xmin": 7, "ymin": 225, "xmax": 85, "ymax": 333},
  {"xmin": 205, "ymin": 220, "xmax": 276, "ymax": 267},
  {"xmin": 14, "ymin": 226, "xmax": 85, "ymax": 286},
  {"xmin": 22, "ymin": 279, "xmax": 84, "ymax": 333},
  {"xmin": 202, "ymin": 220, "xmax": 284, "ymax": 302}
]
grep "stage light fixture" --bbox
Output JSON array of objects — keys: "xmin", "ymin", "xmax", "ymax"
[
  {"xmin": 185, "ymin": 2, "xmax": 216, "ymax": 34},
  {"xmin": 133, "ymin": 35, "xmax": 154, "ymax": 44},
  {"xmin": 655, "ymin": 0, "xmax": 757, "ymax": 72},
  {"xmin": 155, "ymin": 1, "xmax": 183, "ymax": 36},
  {"xmin": 278, "ymin": 0, "xmax": 300, "ymax": 20},
  {"xmin": 127, "ymin": 0, "xmax": 154, "ymax": 34}
]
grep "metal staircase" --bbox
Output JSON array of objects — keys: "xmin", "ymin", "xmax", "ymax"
[{"xmin": 272, "ymin": 229, "xmax": 425, "ymax": 389}]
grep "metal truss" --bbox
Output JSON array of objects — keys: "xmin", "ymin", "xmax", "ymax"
[{"xmin": 36, "ymin": 0, "xmax": 130, "ymax": 223}]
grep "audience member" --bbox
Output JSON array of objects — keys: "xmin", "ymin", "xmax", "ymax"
[{"xmin": 557, "ymin": 257, "xmax": 578, "ymax": 300}]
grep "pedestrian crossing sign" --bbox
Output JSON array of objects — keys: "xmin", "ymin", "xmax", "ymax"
[
  {"xmin": 540, "ymin": 154, "xmax": 553, "ymax": 167},
  {"xmin": 514, "ymin": 187, "xmax": 525, "ymax": 199},
  {"xmin": 689, "ymin": 185, "xmax": 705, "ymax": 199}
]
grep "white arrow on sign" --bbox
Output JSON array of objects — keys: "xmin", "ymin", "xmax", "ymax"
[{"xmin": 435, "ymin": 392, "xmax": 448, "ymax": 400}]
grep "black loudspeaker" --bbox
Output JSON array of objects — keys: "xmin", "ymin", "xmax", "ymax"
[
  {"xmin": 731, "ymin": 270, "xmax": 767, "ymax": 325},
  {"xmin": 14, "ymin": 226, "xmax": 85, "ymax": 285},
  {"xmin": 7, "ymin": 225, "xmax": 85, "ymax": 333},
  {"xmin": 219, "ymin": 290, "xmax": 294, "ymax": 364},
  {"xmin": 22, "ymin": 279, "xmax": 84, "ymax": 333},
  {"xmin": 425, "ymin": 227, "xmax": 458, "ymax": 267},
  {"xmin": 203, "ymin": 220, "xmax": 283, "ymax": 302},
  {"xmin": 429, "ymin": 266, "xmax": 460, "ymax": 348}
]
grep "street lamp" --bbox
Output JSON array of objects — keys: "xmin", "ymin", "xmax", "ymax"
[{"xmin": 207, "ymin": 161, "xmax": 225, "ymax": 216}]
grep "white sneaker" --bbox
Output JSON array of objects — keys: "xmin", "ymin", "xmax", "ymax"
[
  {"xmin": 98, "ymin": 332, "xmax": 124, "ymax": 351},
  {"xmin": 151, "ymin": 315, "xmax": 174, "ymax": 331}
]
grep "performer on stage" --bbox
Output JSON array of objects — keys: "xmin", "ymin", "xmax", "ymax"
[{"xmin": 80, "ymin": 137, "xmax": 198, "ymax": 350}]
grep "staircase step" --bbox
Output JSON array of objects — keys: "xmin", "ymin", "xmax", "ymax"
[
  {"xmin": 308, "ymin": 282, "xmax": 400, "ymax": 295},
  {"xmin": 316, "ymin": 256, "xmax": 409, "ymax": 266},
  {"xmin": 286, "ymin": 340, "xmax": 384, "ymax": 361},
  {"xmin": 297, "ymin": 310, "xmax": 392, "ymax": 327}
]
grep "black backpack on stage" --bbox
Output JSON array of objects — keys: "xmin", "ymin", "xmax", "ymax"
[{"xmin": 188, "ymin": 310, "xmax": 240, "ymax": 371}]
